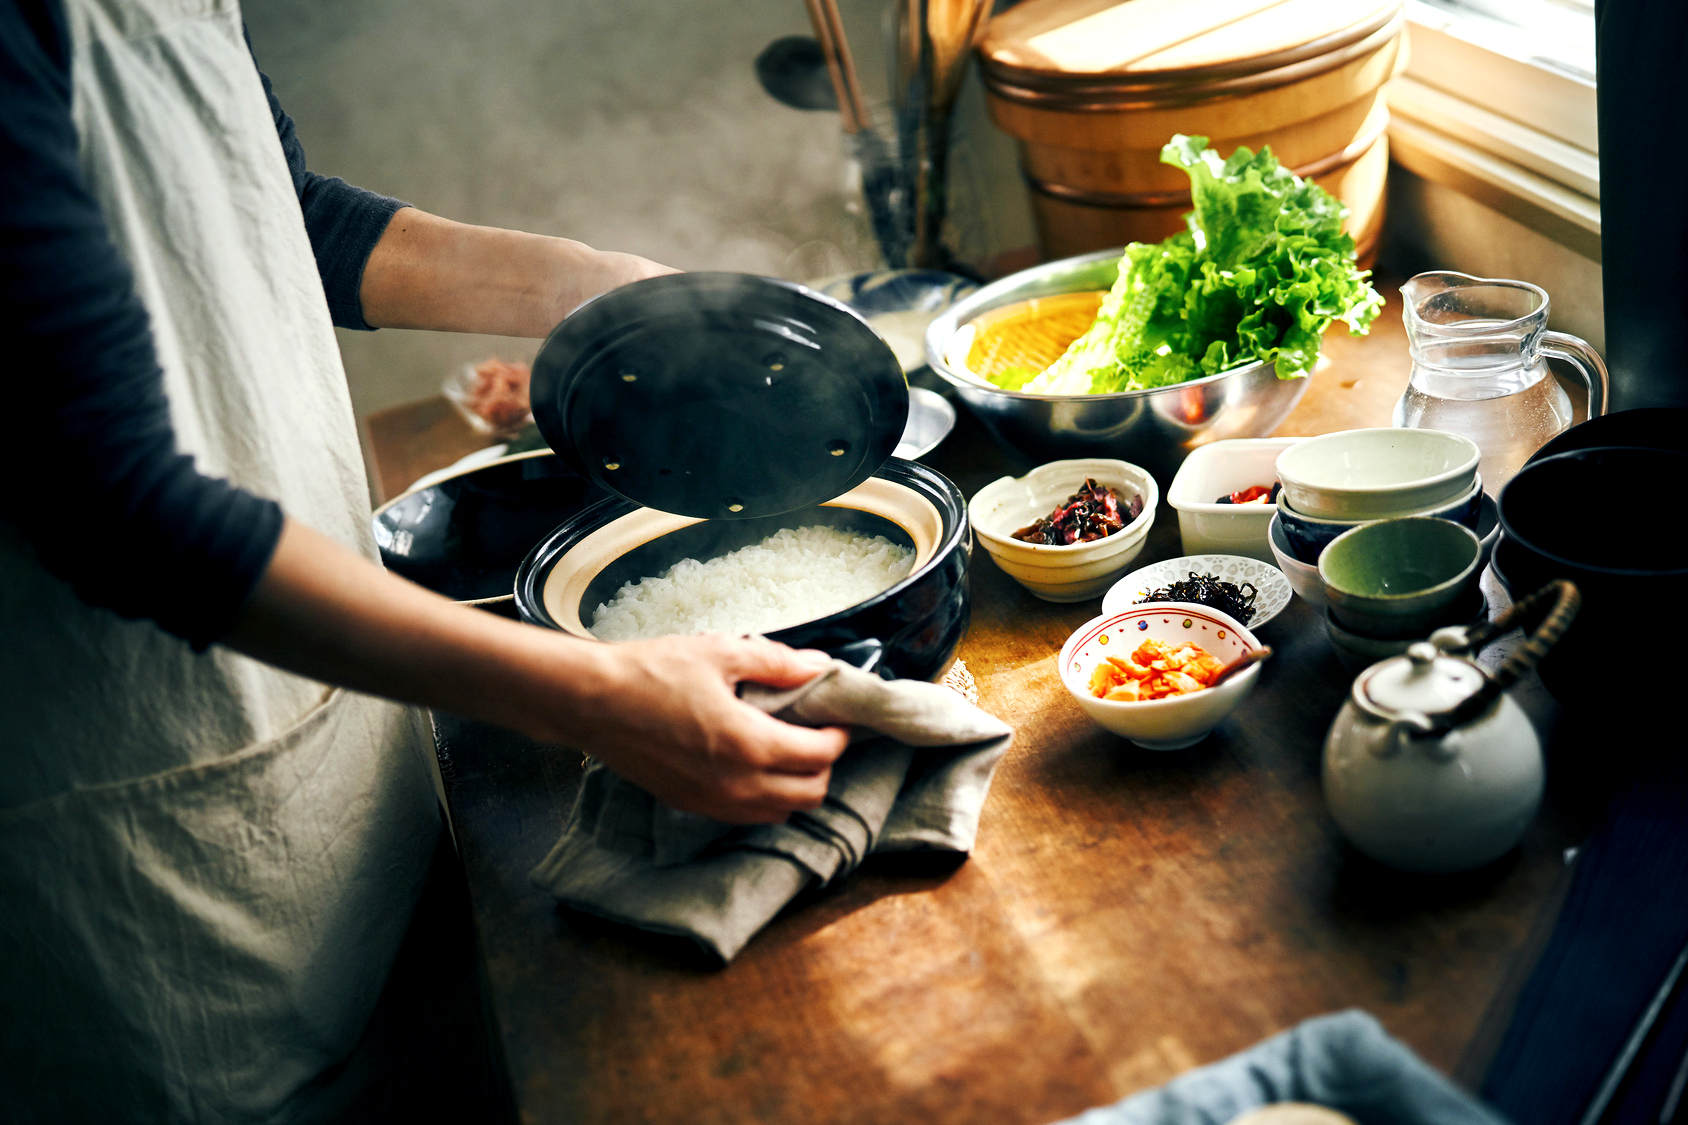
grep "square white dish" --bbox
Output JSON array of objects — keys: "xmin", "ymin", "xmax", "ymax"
[{"xmin": 1166, "ymin": 438, "xmax": 1303, "ymax": 563}]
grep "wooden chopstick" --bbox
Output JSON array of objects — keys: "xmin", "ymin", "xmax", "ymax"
[
  {"xmin": 1661, "ymin": 1041, "xmax": 1688, "ymax": 1124},
  {"xmin": 1578, "ymin": 935, "xmax": 1688, "ymax": 1125},
  {"xmin": 802, "ymin": 0, "xmax": 872, "ymax": 135}
]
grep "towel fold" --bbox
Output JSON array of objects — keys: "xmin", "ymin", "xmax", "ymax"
[
  {"xmin": 529, "ymin": 660, "xmax": 1013, "ymax": 963},
  {"xmin": 1052, "ymin": 1011, "xmax": 1509, "ymax": 1125}
]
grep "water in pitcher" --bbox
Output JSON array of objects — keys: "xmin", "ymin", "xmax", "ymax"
[{"xmin": 1396, "ymin": 273, "xmax": 1606, "ymax": 493}]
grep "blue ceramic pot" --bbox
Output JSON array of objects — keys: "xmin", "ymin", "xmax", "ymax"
[
  {"xmin": 515, "ymin": 458, "xmax": 972, "ymax": 682},
  {"xmin": 373, "ymin": 452, "xmax": 607, "ymax": 610}
]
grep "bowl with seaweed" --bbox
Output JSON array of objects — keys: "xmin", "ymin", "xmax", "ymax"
[{"xmin": 1102, "ymin": 554, "xmax": 1292, "ymax": 628}]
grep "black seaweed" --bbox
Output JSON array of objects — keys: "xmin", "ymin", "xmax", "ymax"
[{"xmin": 1137, "ymin": 572, "xmax": 1258, "ymax": 624}]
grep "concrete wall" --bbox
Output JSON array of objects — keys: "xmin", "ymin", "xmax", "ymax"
[{"xmin": 243, "ymin": 0, "xmax": 1033, "ymax": 420}]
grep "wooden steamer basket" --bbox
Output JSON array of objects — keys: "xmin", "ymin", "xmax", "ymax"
[{"xmin": 978, "ymin": 0, "xmax": 1405, "ymax": 262}]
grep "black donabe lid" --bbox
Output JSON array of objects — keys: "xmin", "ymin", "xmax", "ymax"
[{"xmin": 530, "ymin": 273, "xmax": 908, "ymax": 520}]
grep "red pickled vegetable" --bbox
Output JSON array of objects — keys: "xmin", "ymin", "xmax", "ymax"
[
  {"xmin": 1011, "ymin": 479, "xmax": 1144, "ymax": 545},
  {"xmin": 1214, "ymin": 482, "xmax": 1282, "ymax": 505}
]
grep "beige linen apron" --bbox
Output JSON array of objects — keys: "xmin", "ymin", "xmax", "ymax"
[{"xmin": 0, "ymin": 0, "xmax": 442, "ymax": 1118}]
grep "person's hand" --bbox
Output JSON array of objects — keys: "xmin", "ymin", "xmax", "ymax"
[
  {"xmin": 586, "ymin": 249, "xmax": 680, "ymax": 293},
  {"xmin": 544, "ymin": 247, "xmax": 678, "ymax": 324},
  {"xmin": 549, "ymin": 634, "xmax": 849, "ymax": 824},
  {"xmin": 227, "ymin": 521, "xmax": 843, "ymax": 826}
]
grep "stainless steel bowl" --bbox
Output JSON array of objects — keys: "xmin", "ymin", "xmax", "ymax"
[{"xmin": 924, "ymin": 248, "xmax": 1312, "ymax": 481}]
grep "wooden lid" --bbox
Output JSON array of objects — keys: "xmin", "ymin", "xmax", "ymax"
[{"xmin": 982, "ymin": 0, "xmax": 1400, "ymax": 104}]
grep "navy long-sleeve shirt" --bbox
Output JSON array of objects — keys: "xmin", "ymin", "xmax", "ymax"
[{"xmin": 1, "ymin": 0, "xmax": 403, "ymax": 648}]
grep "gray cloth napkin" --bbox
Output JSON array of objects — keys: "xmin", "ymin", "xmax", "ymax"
[
  {"xmin": 1051, "ymin": 1010, "xmax": 1510, "ymax": 1125},
  {"xmin": 529, "ymin": 660, "xmax": 1013, "ymax": 963}
]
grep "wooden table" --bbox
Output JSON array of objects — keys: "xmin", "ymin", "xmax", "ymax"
[{"xmin": 386, "ymin": 278, "xmax": 1595, "ymax": 1124}]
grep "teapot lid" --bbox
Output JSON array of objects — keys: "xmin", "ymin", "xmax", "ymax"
[
  {"xmin": 529, "ymin": 273, "xmax": 908, "ymax": 520},
  {"xmin": 1353, "ymin": 642, "xmax": 1488, "ymax": 725}
]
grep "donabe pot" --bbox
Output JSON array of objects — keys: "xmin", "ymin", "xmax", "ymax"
[
  {"xmin": 514, "ymin": 459, "xmax": 971, "ymax": 682},
  {"xmin": 373, "ymin": 451, "xmax": 607, "ymax": 612}
]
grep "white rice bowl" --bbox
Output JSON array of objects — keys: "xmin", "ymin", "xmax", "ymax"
[{"xmin": 588, "ymin": 525, "xmax": 916, "ymax": 640}]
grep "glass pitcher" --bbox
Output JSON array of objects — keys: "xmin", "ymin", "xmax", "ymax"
[{"xmin": 1395, "ymin": 272, "xmax": 1608, "ymax": 492}]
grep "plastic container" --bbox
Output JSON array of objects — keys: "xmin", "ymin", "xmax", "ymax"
[{"xmin": 1167, "ymin": 438, "xmax": 1301, "ymax": 563}]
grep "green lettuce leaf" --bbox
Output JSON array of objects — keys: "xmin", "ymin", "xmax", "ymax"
[{"xmin": 1010, "ymin": 135, "xmax": 1382, "ymax": 395}]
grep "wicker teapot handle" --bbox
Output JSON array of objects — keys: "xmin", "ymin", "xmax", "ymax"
[{"xmin": 1430, "ymin": 580, "xmax": 1580, "ymax": 733}]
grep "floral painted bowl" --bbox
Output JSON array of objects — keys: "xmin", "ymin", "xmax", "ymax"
[
  {"xmin": 1058, "ymin": 602, "xmax": 1264, "ymax": 750},
  {"xmin": 1101, "ymin": 554, "xmax": 1292, "ymax": 629}
]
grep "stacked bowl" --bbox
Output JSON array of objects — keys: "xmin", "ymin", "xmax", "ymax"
[
  {"xmin": 1318, "ymin": 517, "xmax": 1487, "ymax": 669},
  {"xmin": 1266, "ymin": 428, "xmax": 1495, "ymax": 607},
  {"xmin": 1261, "ymin": 428, "xmax": 1494, "ymax": 669}
]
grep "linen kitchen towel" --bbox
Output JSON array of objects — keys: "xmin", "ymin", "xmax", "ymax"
[
  {"xmin": 529, "ymin": 660, "xmax": 1013, "ymax": 963},
  {"xmin": 1051, "ymin": 1010, "xmax": 1509, "ymax": 1125}
]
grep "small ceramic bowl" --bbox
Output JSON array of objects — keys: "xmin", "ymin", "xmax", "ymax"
[
  {"xmin": 894, "ymin": 387, "xmax": 957, "ymax": 460},
  {"xmin": 1059, "ymin": 603, "xmax": 1264, "ymax": 750},
  {"xmin": 371, "ymin": 450, "xmax": 609, "ymax": 610},
  {"xmin": 1165, "ymin": 437, "xmax": 1302, "ymax": 563},
  {"xmin": 1318, "ymin": 518, "xmax": 1484, "ymax": 640},
  {"xmin": 1324, "ymin": 589, "xmax": 1489, "ymax": 673},
  {"xmin": 1101, "ymin": 554, "xmax": 1293, "ymax": 629},
  {"xmin": 969, "ymin": 458, "xmax": 1158, "ymax": 602},
  {"xmin": 1269, "ymin": 514, "xmax": 1325, "ymax": 609},
  {"xmin": 1276, "ymin": 428, "xmax": 1481, "ymax": 520},
  {"xmin": 1275, "ymin": 474, "xmax": 1483, "ymax": 564}
]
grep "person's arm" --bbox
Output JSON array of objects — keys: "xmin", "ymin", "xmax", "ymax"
[
  {"xmin": 228, "ymin": 520, "xmax": 848, "ymax": 823},
  {"xmin": 358, "ymin": 207, "xmax": 676, "ymax": 337},
  {"xmin": 3, "ymin": 0, "xmax": 284, "ymax": 647},
  {"xmin": 249, "ymin": 42, "xmax": 672, "ymax": 337},
  {"xmin": 3, "ymin": 7, "xmax": 843, "ymax": 822}
]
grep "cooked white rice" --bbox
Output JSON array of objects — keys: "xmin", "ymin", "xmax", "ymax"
[{"xmin": 589, "ymin": 525, "xmax": 916, "ymax": 641}]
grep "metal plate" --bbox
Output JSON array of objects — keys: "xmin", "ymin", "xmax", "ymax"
[
  {"xmin": 531, "ymin": 273, "xmax": 907, "ymax": 520},
  {"xmin": 893, "ymin": 387, "xmax": 957, "ymax": 460}
]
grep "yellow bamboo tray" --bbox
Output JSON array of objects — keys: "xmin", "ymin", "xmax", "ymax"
[{"xmin": 963, "ymin": 291, "xmax": 1107, "ymax": 385}]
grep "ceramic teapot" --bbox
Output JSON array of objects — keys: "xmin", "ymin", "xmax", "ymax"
[{"xmin": 1323, "ymin": 580, "xmax": 1580, "ymax": 873}]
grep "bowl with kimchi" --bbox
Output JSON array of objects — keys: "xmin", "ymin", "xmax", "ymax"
[{"xmin": 1059, "ymin": 602, "xmax": 1263, "ymax": 750}]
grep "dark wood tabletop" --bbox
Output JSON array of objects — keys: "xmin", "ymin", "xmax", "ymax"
[{"xmin": 390, "ymin": 277, "xmax": 1592, "ymax": 1125}]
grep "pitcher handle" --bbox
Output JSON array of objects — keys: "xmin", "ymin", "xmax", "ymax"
[{"xmin": 1541, "ymin": 331, "xmax": 1609, "ymax": 420}]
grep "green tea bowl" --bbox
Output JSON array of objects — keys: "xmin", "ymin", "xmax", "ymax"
[{"xmin": 1317, "ymin": 517, "xmax": 1483, "ymax": 640}]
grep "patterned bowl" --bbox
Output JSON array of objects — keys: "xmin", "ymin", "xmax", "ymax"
[
  {"xmin": 1059, "ymin": 603, "xmax": 1264, "ymax": 750},
  {"xmin": 1101, "ymin": 554, "xmax": 1292, "ymax": 629}
]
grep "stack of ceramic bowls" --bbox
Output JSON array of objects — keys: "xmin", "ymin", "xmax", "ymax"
[
  {"xmin": 1317, "ymin": 517, "xmax": 1488, "ymax": 670},
  {"xmin": 1494, "ymin": 433, "xmax": 1688, "ymax": 709},
  {"xmin": 1266, "ymin": 428, "xmax": 1494, "ymax": 607}
]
